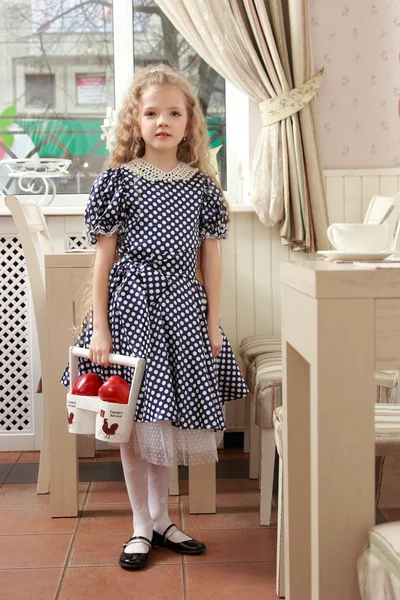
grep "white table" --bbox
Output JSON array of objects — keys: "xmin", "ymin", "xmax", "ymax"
[{"xmin": 281, "ymin": 260, "xmax": 400, "ymax": 600}]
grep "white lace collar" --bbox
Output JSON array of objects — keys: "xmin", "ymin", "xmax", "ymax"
[{"xmin": 123, "ymin": 158, "xmax": 198, "ymax": 182}]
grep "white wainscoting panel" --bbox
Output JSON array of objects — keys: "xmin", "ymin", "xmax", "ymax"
[
  {"xmin": 222, "ymin": 168, "xmax": 400, "ymax": 430},
  {"xmin": 325, "ymin": 169, "xmax": 400, "ymax": 225}
]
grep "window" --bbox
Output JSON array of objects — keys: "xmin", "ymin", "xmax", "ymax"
[
  {"xmin": 1, "ymin": 0, "xmax": 249, "ymax": 203},
  {"xmin": 0, "ymin": 0, "xmax": 114, "ymax": 195},
  {"xmin": 25, "ymin": 74, "xmax": 55, "ymax": 108}
]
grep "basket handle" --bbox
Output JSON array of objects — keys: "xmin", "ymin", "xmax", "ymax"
[{"xmin": 70, "ymin": 346, "xmax": 143, "ymax": 368}]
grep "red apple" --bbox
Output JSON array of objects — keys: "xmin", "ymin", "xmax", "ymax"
[
  {"xmin": 72, "ymin": 373, "xmax": 103, "ymax": 396},
  {"xmin": 98, "ymin": 375, "xmax": 130, "ymax": 404}
]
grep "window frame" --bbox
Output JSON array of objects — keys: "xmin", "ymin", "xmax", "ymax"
[{"xmin": 14, "ymin": 0, "xmax": 250, "ymax": 205}]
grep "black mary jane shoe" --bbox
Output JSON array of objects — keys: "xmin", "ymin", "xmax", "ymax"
[
  {"xmin": 152, "ymin": 524, "xmax": 206, "ymax": 555},
  {"xmin": 118, "ymin": 535, "xmax": 152, "ymax": 570}
]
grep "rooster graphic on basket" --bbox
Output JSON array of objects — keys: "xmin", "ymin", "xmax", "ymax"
[{"xmin": 102, "ymin": 418, "xmax": 119, "ymax": 438}]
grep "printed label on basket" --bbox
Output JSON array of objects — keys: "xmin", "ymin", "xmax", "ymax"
[
  {"xmin": 95, "ymin": 400, "xmax": 134, "ymax": 444},
  {"xmin": 66, "ymin": 393, "xmax": 97, "ymax": 435}
]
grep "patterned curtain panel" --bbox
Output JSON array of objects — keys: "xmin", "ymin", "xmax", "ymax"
[{"xmin": 154, "ymin": 0, "xmax": 329, "ymax": 252}]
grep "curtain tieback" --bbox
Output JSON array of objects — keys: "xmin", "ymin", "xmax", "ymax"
[{"xmin": 259, "ymin": 68, "xmax": 324, "ymax": 127}]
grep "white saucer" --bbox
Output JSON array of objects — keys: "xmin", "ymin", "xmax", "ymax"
[{"xmin": 317, "ymin": 250, "xmax": 394, "ymax": 262}]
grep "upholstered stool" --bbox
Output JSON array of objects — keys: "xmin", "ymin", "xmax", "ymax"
[
  {"xmin": 253, "ymin": 352, "xmax": 282, "ymax": 526},
  {"xmin": 238, "ymin": 334, "xmax": 281, "ymax": 470},
  {"xmin": 358, "ymin": 522, "xmax": 400, "ymax": 600},
  {"xmin": 273, "ymin": 404, "xmax": 400, "ymax": 599},
  {"xmin": 239, "ymin": 334, "xmax": 281, "ymax": 377},
  {"xmin": 254, "ymin": 353, "xmax": 283, "ymax": 429},
  {"xmin": 375, "ymin": 403, "xmax": 400, "ymax": 456},
  {"xmin": 375, "ymin": 370, "xmax": 399, "ymax": 404}
]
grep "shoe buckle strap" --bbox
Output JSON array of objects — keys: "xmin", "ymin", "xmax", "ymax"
[
  {"xmin": 164, "ymin": 524, "xmax": 180, "ymax": 541},
  {"xmin": 123, "ymin": 535, "xmax": 152, "ymax": 550}
]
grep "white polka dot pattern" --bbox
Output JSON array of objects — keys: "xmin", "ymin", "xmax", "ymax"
[{"xmin": 61, "ymin": 161, "xmax": 249, "ymax": 465}]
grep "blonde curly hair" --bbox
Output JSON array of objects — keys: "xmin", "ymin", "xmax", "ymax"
[{"xmin": 108, "ymin": 63, "xmax": 218, "ymax": 182}]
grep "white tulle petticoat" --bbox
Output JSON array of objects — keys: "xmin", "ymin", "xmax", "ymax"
[{"xmin": 129, "ymin": 420, "xmax": 224, "ymax": 467}]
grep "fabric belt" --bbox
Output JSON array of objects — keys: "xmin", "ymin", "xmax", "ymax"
[
  {"xmin": 112, "ymin": 257, "xmax": 196, "ymax": 356},
  {"xmin": 259, "ymin": 68, "xmax": 324, "ymax": 127},
  {"xmin": 115, "ymin": 257, "xmax": 193, "ymax": 306},
  {"xmin": 112, "ymin": 260, "xmax": 166, "ymax": 357}
]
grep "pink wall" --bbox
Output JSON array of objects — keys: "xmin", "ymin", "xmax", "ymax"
[{"xmin": 310, "ymin": 0, "xmax": 400, "ymax": 169}]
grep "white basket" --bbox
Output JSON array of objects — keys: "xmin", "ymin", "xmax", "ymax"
[
  {"xmin": 66, "ymin": 392, "xmax": 99, "ymax": 435},
  {"xmin": 67, "ymin": 346, "xmax": 146, "ymax": 443}
]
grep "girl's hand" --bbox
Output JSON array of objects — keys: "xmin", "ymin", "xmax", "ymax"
[
  {"xmin": 89, "ymin": 328, "xmax": 112, "ymax": 366},
  {"xmin": 207, "ymin": 319, "xmax": 223, "ymax": 357}
]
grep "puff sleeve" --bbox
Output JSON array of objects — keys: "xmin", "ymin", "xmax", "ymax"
[
  {"xmin": 85, "ymin": 168, "xmax": 127, "ymax": 245},
  {"xmin": 199, "ymin": 177, "xmax": 229, "ymax": 240}
]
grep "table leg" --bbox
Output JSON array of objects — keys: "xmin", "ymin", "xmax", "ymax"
[
  {"xmin": 283, "ymin": 290, "xmax": 375, "ymax": 599},
  {"xmin": 283, "ymin": 340, "xmax": 311, "ymax": 600},
  {"xmin": 169, "ymin": 448, "xmax": 179, "ymax": 496},
  {"xmin": 47, "ymin": 266, "xmax": 78, "ymax": 517},
  {"xmin": 189, "ymin": 462, "xmax": 216, "ymax": 514},
  {"xmin": 310, "ymin": 298, "xmax": 375, "ymax": 599},
  {"xmin": 77, "ymin": 436, "xmax": 95, "ymax": 459}
]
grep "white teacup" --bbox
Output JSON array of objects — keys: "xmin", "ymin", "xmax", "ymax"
[{"xmin": 327, "ymin": 223, "xmax": 389, "ymax": 253}]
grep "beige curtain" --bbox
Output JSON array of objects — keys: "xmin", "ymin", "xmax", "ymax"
[{"xmin": 154, "ymin": 0, "xmax": 329, "ymax": 252}]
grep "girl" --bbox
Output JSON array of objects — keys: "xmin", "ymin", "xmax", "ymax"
[{"xmin": 62, "ymin": 63, "xmax": 248, "ymax": 570}]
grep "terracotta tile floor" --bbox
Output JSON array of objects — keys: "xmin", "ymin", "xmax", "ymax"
[{"xmin": 0, "ymin": 449, "xmax": 279, "ymax": 600}]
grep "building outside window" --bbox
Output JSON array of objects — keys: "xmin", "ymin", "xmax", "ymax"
[
  {"xmin": 0, "ymin": 0, "xmax": 248, "ymax": 201},
  {"xmin": 0, "ymin": 0, "xmax": 114, "ymax": 195}
]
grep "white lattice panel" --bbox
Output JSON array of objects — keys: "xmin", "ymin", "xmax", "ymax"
[
  {"xmin": 0, "ymin": 237, "xmax": 31, "ymax": 432},
  {"xmin": 67, "ymin": 235, "xmax": 91, "ymax": 250}
]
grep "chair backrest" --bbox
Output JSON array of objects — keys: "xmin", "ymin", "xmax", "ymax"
[
  {"xmin": 364, "ymin": 192, "xmax": 400, "ymax": 251},
  {"xmin": 5, "ymin": 194, "xmax": 50, "ymax": 371},
  {"xmin": 5, "ymin": 194, "xmax": 95, "ymax": 478},
  {"xmin": 11, "ymin": 198, "xmax": 53, "ymax": 255},
  {"xmin": 391, "ymin": 213, "xmax": 400, "ymax": 253}
]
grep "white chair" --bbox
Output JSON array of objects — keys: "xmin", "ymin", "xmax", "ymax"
[
  {"xmin": 5, "ymin": 195, "xmax": 53, "ymax": 494},
  {"xmin": 273, "ymin": 403, "xmax": 400, "ymax": 598},
  {"xmin": 358, "ymin": 522, "xmax": 400, "ymax": 600},
  {"xmin": 5, "ymin": 195, "xmax": 96, "ymax": 494},
  {"xmin": 363, "ymin": 193, "xmax": 400, "ymax": 244},
  {"xmin": 239, "ymin": 335, "xmax": 281, "ymax": 464},
  {"xmin": 253, "ymin": 352, "xmax": 282, "ymax": 526}
]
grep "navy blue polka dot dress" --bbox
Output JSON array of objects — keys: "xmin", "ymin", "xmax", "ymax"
[{"xmin": 61, "ymin": 159, "xmax": 249, "ymax": 466}]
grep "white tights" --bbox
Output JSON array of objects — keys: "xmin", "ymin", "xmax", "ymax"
[{"xmin": 120, "ymin": 432, "xmax": 191, "ymax": 553}]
